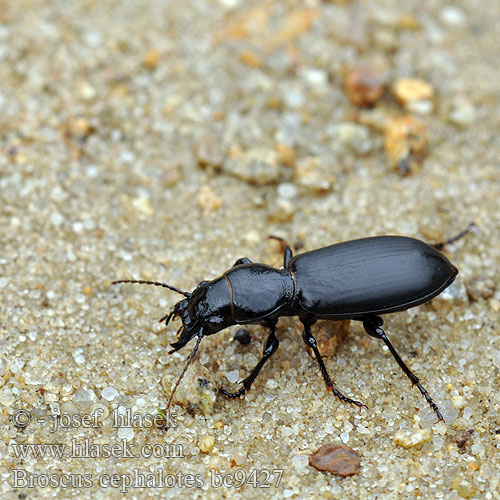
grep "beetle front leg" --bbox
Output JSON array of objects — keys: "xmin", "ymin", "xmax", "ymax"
[
  {"xmin": 302, "ymin": 321, "xmax": 367, "ymax": 409},
  {"xmin": 362, "ymin": 315, "xmax": 444, "ymax": 422},
  {"xmin": 220, "ymin": 321, "xmax": 279, "ymax": 399}
]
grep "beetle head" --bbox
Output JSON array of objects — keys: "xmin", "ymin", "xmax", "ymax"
[{"xmin": 166, "ymin": 278, "xmax": 234, "ymax": 353}]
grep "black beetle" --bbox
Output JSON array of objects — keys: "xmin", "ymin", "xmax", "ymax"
[{"xmin": 112, "ymin": 226, "xmax": 472, "ymax": 421}]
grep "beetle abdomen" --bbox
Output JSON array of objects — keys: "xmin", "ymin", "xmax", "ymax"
[{"xmin": 290, "ymin": 236, "xmax": 458, "ymax": 319}]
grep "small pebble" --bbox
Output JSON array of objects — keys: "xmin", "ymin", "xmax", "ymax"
[
  {"xmin": 118, "ymin": 427, "xmax": 135, "ymax": 440},
  {"xmin": 226, "ymin": 370, "xmax": 239, "ymax": 384},
  {"xmin": 332, "ymin": 123, "xmax": 372, "ymax": 155},
  {"xmin": 452, "ymin": 395, "xmax": 466, "ymax": 409},
  {"xmin": 438, "ymin": 399, "xmax": 459, "ymax": 421},
  {"xmin": 440, "ymin": 6, "xmax": 466, "ymax": 28},
  {"xmin": 294, "ymin": 156, "xmax": 334, "ymax": 192},
  {"xmin": 101, "ymin": 387, "xmax": 118, "ymax": 401},
  {"xmin": 291, "ymin": 454, "xmax": 309, "ymax": 470},
  {"xmin": 223, "ymin": 148, "xmax": 280, "ymax": 185},
  {"xmin": 73, "ymin": 388, "xmax": 96, "ymax": 408},
  {"xmin": 311, "ymin": 320, "xmax": 350, "ymax": 357},
  {"xmin": 448, "ymin": 99, "xmax": 476, "ymax": 128},
  {"xmin": 198, "ymin": 435, "xmax": 215, "ymax": 453},
  {"xmin": 384, "ymin": 115, "xmax": 429, "ymax": 176},
  {"xmin": 265, "ymin": 379, "xmax": 278, "ymax": 390},
  {"xmin": 394, "ymin": 428, "xmax": 430, "ymax": 448},
  {"xmin": 132, "ymin": 197, "xmax": 155, "ymax": 216},
  {"xmin": 345, "ymin": 66, "xmax": 385, "ymax": 107},
  {"xmin": 234, "ymin": 329, "xmax": 251, "ymax": 345},
  {"xmin": 162, "ymin": 366, "xmax": 217, "ymax": 416},
  {"xmin": 406, "ymin": 99, "xmax": 434, "ymax": 115},
  {"xmin": 197, "ymin": 185, "xmax": 222, "ymax": 212},
  {"xmin": 50, "ymin": 212, "xmax": 65, "ymax": 227},
  {"xmin": 308, "ymin": 443, "xmax": 361, "ymax": 477},
  {"xmin": 267, "ymin": 198, "xmax": 296, "ymax": 223},
  {"xmin": 466, "ymin": 275, "xmax": 496, "ymax": 301},
  {"xmin": 65, "ymin": 117, "xmax": 95, "ymax": 140},
  {"xmin": 433, "ymin": 279, "xmax": 468, "ymax": 306},
  {"xmin": 394, "ymin": 77, "xmax": 434, "ymax": 105},
  {"xmin": 194, "ymin": 134, "xmax": 224, "ymax": 169},
  {"xmin": 277, "ymin": 182, "xmax": 298, "ymax": 200},
  {"xmin": 451, "ymin": 477, "xmax": 476, "ymax": 499},
  {"xmin": 163, "ymin": 165, "xmax": 182, "ymax": 187},
  {"xmin": 454, "ymin": 430, "xmax": 473, "ymax": 449},
  {"xmin": 274, "ymin": 143, "xmax": 296, "ymax": 167},
  {"xmin": 0, "ymin": 390, "xmax": 15, "ymax": 406},
  {"xmin": 143, "ymin": 48, "xmax": 160, "ymax": 69}
]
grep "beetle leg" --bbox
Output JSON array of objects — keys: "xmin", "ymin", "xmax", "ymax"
[
  {"xmin": 233, "ymin": 257, "xmax": 252, "ymax": 266},
  {"xmin": 220, "ymin": 321, "xmax": 279, "ymax": 399},
  {"xmin": 268, "ymin": 235, "xmax": 294, "ymax": 267},
  {"xmin": 362, "ymin": 315, "xmax": 444, "ymax": 422},
  {"xmin": 302, "ymin": 321, "xmax": 367, "ymax": 409},
  {"xmin": 432, "ymin": 222, "xmax": 475, "ymax": 251}
]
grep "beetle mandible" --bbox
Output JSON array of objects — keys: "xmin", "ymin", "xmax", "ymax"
[{"xmin": 113, "ymin": 226, "xmax": 472, "ymax": 422}]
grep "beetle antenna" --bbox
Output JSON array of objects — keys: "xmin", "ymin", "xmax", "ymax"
[
  {"xmin": 165, "ymin": 332, "xmax": 203, "ymax": 412},
  {"xmin": 111, "ymin": 279, "xmax": 191, "ymax": 298}
]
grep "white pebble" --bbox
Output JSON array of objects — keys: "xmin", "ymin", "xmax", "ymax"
[
  {"xmin": 463, "ymin": 407, "xmax": 473, "ymax": 420},
  {"xmin": 10, "ymin": 358, "xmax": 25, "ymax": 374},
  {"xmin": 291, "ymin": 454, "xmax": 309, "ymax": 470},
  {"xmin": 118, "ymin": 427, "xmax": 134, "ymax": 440},
  {"xmin": 226, "ymin": 370, "xmax": 239, "ymax": 383},
  {"xmin": 440, "ymin": 6, "xmax": 466, "ymax": 27},
  {"xmin": 50, "ymin": 211, "xmax": 64, "ymax": 227},
  {"xmin": 277, "ymin": 182, "xmax": 298, "ymax": 200},
  {"xmin": 266, "ymin": 379, "xmax": 278, "ymax": 389},
  {"xmin": 101, "ymin": 387, "xmax": 118, "ymax": 401}
]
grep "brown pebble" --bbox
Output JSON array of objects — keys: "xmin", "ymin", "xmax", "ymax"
[
  {"xmin": 454, "ymin": 429, "xmax": 473, "ymax": 449},
  {"xmin": 384, "ymin": 115, "xmax": 429, "ymax": 176},
  {"xmin": 194, "ymin": 134, "xmax": 224, "ymax": 170},
  {"xmin": 238, "ymin": 50, "xmax": 262, "ymax": 68},
  {"xmin": 466, "ymin": 276, "xmax": 496, "ymax": 301},
  {"xmin": 345, "ymin": 66, "xmax": 385, "ymax": 107},
  {"xmin": 65, "ymin": 117, "xmax": 95, "ymax": 140},
  {"xmin": 309, "ymin": 443, "xmax": 360, "ymax": 476},
  {"xmin": 144, "ymin": 49, "xmax": 160, "ymax": 69},
  {"xmin": 197, "ymin": 185, "xmax": 222, "ymax": 212},
  {"xmin": 274, "ymin": 143, "xmax": 296, "ymax": 167},
  {"xmin": 163, "ymin": 165, "xmax": 182, "ymax": 187},
  {"xmin": 312, "ymin": 320, "xmax": 350, "ymax": 357}
]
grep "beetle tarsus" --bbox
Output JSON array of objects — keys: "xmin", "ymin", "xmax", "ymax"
[
  {"xmin": 302, "ymin": 321, "xmax": 367, "ymax": 409},
  {"xmin": 221, "ymin": 322, "xmax": 279, "ymax": 399},
  {"xmin": 362, "ymin": 315, "xmax": 444, "ymax": 422}
]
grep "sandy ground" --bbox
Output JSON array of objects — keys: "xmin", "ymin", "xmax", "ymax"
[{"xmin": 1, "ymin": 0, "xmax": 499, "ymax": 498}]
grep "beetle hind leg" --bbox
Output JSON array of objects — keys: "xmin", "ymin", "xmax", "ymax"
[
  {"xmin": 220, "ymin": 321, "xmax": 279, "ymax": 399},
  {"xmin": 302, "ymin": 321, "xmax": 367, "ymax": 410},
  {"xmin": 362, "ymin": 315, "xmax": 444, "ymax": 422}
]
